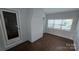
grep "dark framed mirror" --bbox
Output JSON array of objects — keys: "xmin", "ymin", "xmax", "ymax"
[{"xmin": 2, "ymin": 11, "xmax": 19, "ymax": 40}]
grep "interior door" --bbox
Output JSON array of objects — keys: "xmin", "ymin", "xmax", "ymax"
[{"xmin": 0, "ymin": 9, "xmax": 21, "ymax": 47}]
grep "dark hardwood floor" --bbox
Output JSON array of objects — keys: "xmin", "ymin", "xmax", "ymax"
[{"xmin": 8, "ymin": 33, "xmax": 75, "ymax": 51}]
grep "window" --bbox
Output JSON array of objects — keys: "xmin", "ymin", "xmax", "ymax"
[
  {"xmin": 62, "ymin": 19, "xmax": 73, "ymax": 30},
  {"xmin": 48, "ymin": 19, "xmax": 73, "ymax": 31},
  {"xmin": 48, "ymin": 20, "xmax": 54, "ymax": 28},
  {"xmin": 54, "ymin": 19, "xmax": 62, "ymax": 29}
]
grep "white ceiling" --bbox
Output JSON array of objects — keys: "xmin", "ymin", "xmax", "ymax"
[{"xmin": 44, "ymin": 8, "xmax": 79, "ymax": 14}]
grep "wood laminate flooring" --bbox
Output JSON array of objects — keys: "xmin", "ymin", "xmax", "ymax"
[{"xmin": 8, "ymin": 33, "xmax": 75, "ymax": 51}]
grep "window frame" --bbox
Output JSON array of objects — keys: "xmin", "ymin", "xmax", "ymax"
[{"xmin": 47, "ymin": 19, "xmax": 73, "ymax": 31}]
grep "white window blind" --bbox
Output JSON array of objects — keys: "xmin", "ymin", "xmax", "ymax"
[{"xmin": 48, "ymin": 19, "xmax": 73, "ymax": 31}]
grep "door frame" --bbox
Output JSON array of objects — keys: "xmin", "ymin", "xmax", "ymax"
[{"xmin": 0, "ymin": 8, "xmax": 22, "ymax": 48}]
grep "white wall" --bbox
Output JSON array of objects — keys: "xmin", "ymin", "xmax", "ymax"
[
  {"xmin": 30, "ymin": 9, "xmax": 44, "ymax": 42},
  {"xmin": 0, "ymin": 8, "xmax": 44, "ymax": 50},
  {"xmin": 19, "ymin": 8, "xmax": 44, "ymax": 43},
  {"xmin": 46, "ymin": 11, "xmax": 79, "ymax": 39},
  {"xmin": 43, "ymin": 17, "xmax": 46, "ymax": 33},
  {"xmin": 43, "ymin": 14, "xmax": 47, "ymax": 33},
  {"xmin": 0, "ymin": 8, "xmax": 31, "ymax": 50},
  {"xmin": 0, "ymin": 18, "xmax": 5, "ymax": 50},
  {"xmin": 77, "ymin": 19, "xmax": 79, "ymax": 50},
  {"xmin": 74, "ymin": 18, "xmax": 79, "ymax": 50},
  {"xmin": 19, "ymin": 8, "xmax": 31, "ymax": 41}
]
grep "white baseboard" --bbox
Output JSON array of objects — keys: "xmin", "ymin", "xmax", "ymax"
[{"xmin": 1, "ymin": 39, "xmax": 28, "ymax": 51}]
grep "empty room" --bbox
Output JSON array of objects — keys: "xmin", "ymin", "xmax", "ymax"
[{"xmin": 0, "ymin": 8, "xmax": 79, "ymax": 51}]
